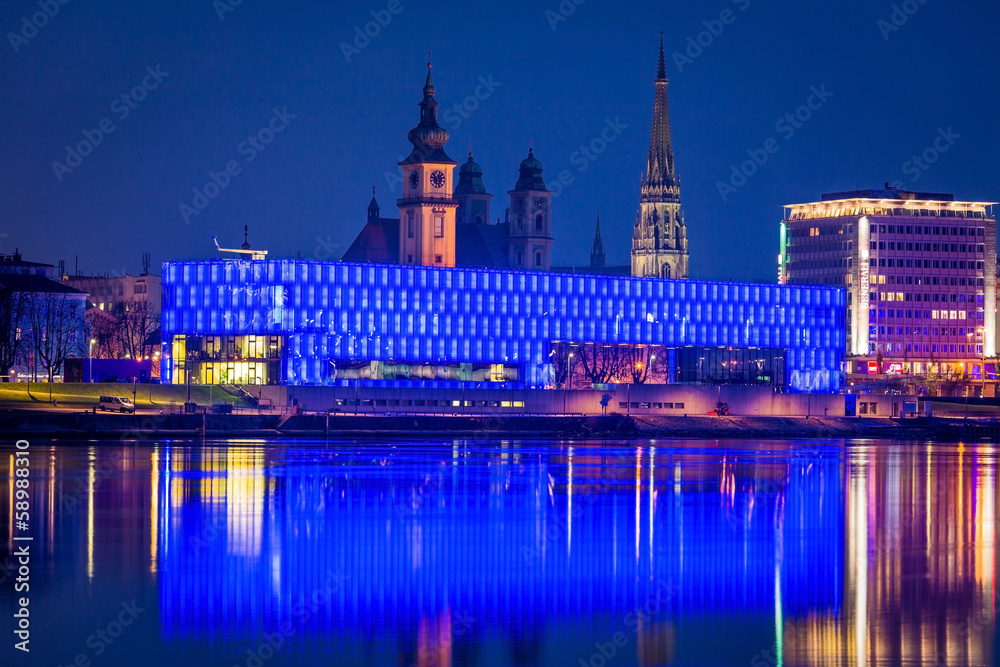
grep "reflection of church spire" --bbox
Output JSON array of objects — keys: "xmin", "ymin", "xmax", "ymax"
[
  {"xmin": 590, "ymin": 212, "xmax": 605, "ymax": 268},
  {"xmin": 643, "ymin": 32, "xmax": 678, "ymax": 203}
]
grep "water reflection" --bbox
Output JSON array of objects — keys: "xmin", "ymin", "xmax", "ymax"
[{"xmin": 0, "ymin": 439, "xmax": 996, "ymax": 666}]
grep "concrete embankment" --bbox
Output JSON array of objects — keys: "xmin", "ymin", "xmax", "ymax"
[{"xmin": 0, "ymin": 410, "xmax": 980, "ymax": 441}]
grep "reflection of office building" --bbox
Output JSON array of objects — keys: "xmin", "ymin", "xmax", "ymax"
[
  {"xmin": 783, "ymin": 447, "xmax": 996, "ymax": 667},
  {"xmin": 780, "ymin": 188, "xmax": 997, "ymax": 383}
]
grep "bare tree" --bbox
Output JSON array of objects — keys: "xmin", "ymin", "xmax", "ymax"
[
  {"xmin": 575, "ymin": 343, "xmax": 626, "ymax": 385},
  {"xmin": 622, "ymin": 346, "xmax": 653, "ymax": 384},
  {"xmin": 27, "ymin": 292, "xmax": 84, "ymax": 401},
  {"xmin": 90, "ymin": 310, "xmax": 122, "ymax": 359},
  {"xmin": 550, "ymin": 342, "xmax": 570, "ymax": 387},
  {"xmin": 113, "ymin": 299, "xmax": 159, "ymax": 360},
  {"xmin": 0, "ymin": 281, "xmax": 27, "ymax": 380}
]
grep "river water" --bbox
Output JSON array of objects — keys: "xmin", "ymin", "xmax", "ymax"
[{"xmin": 0, "ymin": 438, "xmax": 996, "ymax": 666}]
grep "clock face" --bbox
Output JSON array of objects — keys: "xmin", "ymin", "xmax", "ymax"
[
  {"xmin": 409, "ymin": 171, "xmax": 419, "ymax": 189},
  {"xmin": 430, "ymin": 171, "xmax": 445, "ymax": 188},
  {"xmin": 515, "ymin": 198, "xmax": 525, "ymax": 210},
  {"xmin": 534, "ymin": 197, "xmax": 546, "ymax": 210}
]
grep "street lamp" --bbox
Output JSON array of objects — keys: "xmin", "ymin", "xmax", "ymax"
[{"xmin": 89, "ymin": 338, "xmax": 96, "ymax": 383}]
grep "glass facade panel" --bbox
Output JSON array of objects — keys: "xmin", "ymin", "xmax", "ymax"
[{"xmin": 162, "ymin": 260, "xmax": 846, "ymax": 392}]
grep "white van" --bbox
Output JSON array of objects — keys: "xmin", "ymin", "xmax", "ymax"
[{"xmin": 99, "ymin": 396, "xmax": 135, "ymax": 413}]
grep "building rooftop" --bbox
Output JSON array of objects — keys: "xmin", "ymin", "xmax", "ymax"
[
  {"xmin": 785, "ymin": 188, "xmax": 996, "ymax": 220},
  {"xmin": 0, "ymin": 273, "xmax": 88, "ymax": 295},
  {"xmin": 820, "ymin": 187, "xmax": 955, "ymax": 202}
]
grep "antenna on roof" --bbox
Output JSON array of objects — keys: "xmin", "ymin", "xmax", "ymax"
[{"xmin": 212, "ymin": 230, "xmax": 268, "ymax": 260}]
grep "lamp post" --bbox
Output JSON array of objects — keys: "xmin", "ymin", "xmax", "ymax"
[{"xmin": 89, "ymin": 338, "xmax": 96, "ymax": 383}]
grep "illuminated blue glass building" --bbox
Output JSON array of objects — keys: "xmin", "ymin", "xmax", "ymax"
[{"xmin": 161, "ymin": 259, "xmax": 845, "ymax": 392}]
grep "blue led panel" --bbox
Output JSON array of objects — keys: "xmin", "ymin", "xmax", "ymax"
[{"xmin": 161, "ymin": 260, "xmax": 846, "ymax": 392}]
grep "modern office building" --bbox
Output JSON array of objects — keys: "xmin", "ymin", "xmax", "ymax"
[
  {"xmin": 779, "ymin": 188, "xmax": 997, "ymax": 381},
  {"xmin": 161, "ymin": 259, "xmax": 845, "ymax": 392}
]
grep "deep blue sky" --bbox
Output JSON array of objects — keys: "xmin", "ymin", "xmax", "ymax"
[{"xmin": 1, "ymin": 0, "xmax": 997, "ymax": 281}]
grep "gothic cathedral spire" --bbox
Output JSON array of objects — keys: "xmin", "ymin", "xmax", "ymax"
[{"xmin": 631, "ymin": 34, "xmax": 689, "ymax": 280}]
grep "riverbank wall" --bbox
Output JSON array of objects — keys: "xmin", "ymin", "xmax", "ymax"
[{"xmin": 0, "ymin": 410, "xmax": 983, "ymax": 442}]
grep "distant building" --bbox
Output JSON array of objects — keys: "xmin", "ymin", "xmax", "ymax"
[
  {"xmin": 64, "ymin": 271, "xmax": 161, "ymax": 315},
  {"xmin": 780, "ymin": 188, "xmax": 997, "ymax": 385},
  {"xmin": 551, "ymin": 213, "xmax": 630, "ymax": 276},
  {"xmin": 0, "ymin": 252, "xmax": 88, "ymax": 381},
  {"xmin": 63, "ymin": 259, "xmax": 161, "ymax": 368},
  {"xmin": 346, "ymin": 40, "xmax": 689, "ymax": 276},
  {"xmin": 0, "ymin": 250, "xmax": 57, "ymax": 278},
  {"xmin": 631, "ymin": 36, "xmax": 689, "ymax": 280},
  {"xmin": 341, "ymin": 60, "xmax": 549, "ymax": 271}
]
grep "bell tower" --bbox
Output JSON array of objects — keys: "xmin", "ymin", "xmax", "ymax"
[
  {"xmin": 508, "ymin": 147, "xmax": 553, "ymax": 271},
  {"xmin": 631, "ymin": 34, "xmax": 689, "ymax": 279},
  {"xmin": 398, "ymin": 55, "xmax": 459, "ymax": 267}
]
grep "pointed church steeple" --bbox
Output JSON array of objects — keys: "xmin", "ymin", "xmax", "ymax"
[
  {"xmin": 401, "ymin": 53, "xmax": 455, "ymax": 166},
  {"xmin": 367, "ymin": 187, "xmax": 380, "ymax": 223},
  {"xmin": 590, "ymin": 212, "xmax": 605, "ymax": 268},
  {"xmin": 632, "ymin": 35, "xmax": 688, "ymax": 280},
  {"xmin": 644, "ymin": 31, "xmax": 677, "ymax": 200}
]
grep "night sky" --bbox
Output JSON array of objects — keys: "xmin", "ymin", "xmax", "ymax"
[{"xmin": 1, "ymin": 0, "xmax": 997, "ymax": 282}]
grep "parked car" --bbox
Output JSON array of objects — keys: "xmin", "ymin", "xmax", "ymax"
[{"xmin": 99, "ymin": 395, "xmax": 135, "ymax": 413}]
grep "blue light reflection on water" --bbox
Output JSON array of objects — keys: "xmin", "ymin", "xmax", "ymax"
[{"xmin": 0, "ymin": 439, "xmax": 996, "ymax": 667}]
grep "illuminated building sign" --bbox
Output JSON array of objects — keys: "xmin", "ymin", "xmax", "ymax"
[{"xmin": 855, "ymin": 216, "xmax": 870, "ymax": 356}]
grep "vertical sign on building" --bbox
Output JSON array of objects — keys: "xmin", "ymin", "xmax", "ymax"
[
  {"xmin": 778, "ymin": 222, "xmax": 788, "ymax": 284},
  {"xmin": 854, "ymin": 216, "xmax": 871, "ymax": 356}
]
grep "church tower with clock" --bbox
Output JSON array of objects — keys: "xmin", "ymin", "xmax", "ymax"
[
  {"xmin": 507, "ymin": 147, "xmax": 553, "ymax": 271},
  {"xmin": 631, "ymin": 35, "xmax": 689, "ymax": 280},
  {"xmin": 398, "ymin": 58, "xmax": 460, "ymax": 267}
]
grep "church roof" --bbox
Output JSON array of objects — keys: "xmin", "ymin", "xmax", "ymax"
[
  {"xmin": 342, "ymin": 219, "xmax": 509, "ymax": 269},
  {"xmin": 341, "ymin": 218, "xmax": 400, "ymax": 264}
]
